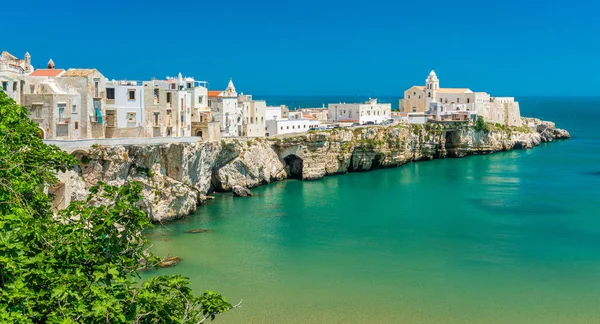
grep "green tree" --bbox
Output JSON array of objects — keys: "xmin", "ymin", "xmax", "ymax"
[
  {"xmin": 0, "ymin": 90, "xmax": 235, "ymax": 323},
  {"xmin": 474, "ymin": 116, "xmax": 490, "ymax": 133}
]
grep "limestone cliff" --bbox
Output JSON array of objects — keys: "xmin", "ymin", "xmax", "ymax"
[{"xmin": 56, "ymin": 118, "xmax": 570, "ymax": 222}]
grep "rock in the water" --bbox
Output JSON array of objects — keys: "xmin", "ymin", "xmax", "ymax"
[
  {"xmin": 185, "ymin": 228, "xmax": 211, "ymax": 233},
  {"xmin": 158, "ymin": 256, "xmax": 182, "ymax": 268},
  {"xmin": 232, "ymin": 185, "xmax": 253, "ymax": 197}
]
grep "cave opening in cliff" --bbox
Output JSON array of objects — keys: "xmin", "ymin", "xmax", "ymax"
[
  {"xmin": 372, "ymin": 154, "xmax": 384, "ymax": 169},
  {"xmin": 283, "ymin": 155, "xmax": 303, "ymax": 179}
]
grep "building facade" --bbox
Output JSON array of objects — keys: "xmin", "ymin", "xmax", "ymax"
[
  {"xmin": 328, "ymin": 98, "xmax": 391, "ymax": 124},
  {"xmin": 265, "ymin": 119, "xmax": 319, "ymax": 136},
  {"xmin": 239, "ymin": 94, "xmax": 266, "ymax": 137},
  {"xmin": 104, "ymin": 80, "xmax": 145, "ymax": 138},
  {"xmin": 400, "ymin": 70, "xmax": 522, "ymax": 126},
  {"xmin": 209, "ymin": 79, "xmax": 239, "ymax": 137},
  {"xmin": 0, "ymin": 51, "xmax": 33, "ymax": 105}
]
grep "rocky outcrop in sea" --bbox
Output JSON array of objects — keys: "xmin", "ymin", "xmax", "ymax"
[{"xmin": 56, "ymin": 118, "xmax": 569, "ymax": 222}]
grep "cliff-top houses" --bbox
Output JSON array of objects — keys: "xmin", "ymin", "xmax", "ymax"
[
  {"xmin": 1, "ymin": 50, "xmax": 524, "ymax": 141},
  {"xmin": 399, "ymin": 70, "xmax": 522, "ymax": 126}
]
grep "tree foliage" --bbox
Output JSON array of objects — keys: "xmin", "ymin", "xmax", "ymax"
[
  {"xmin": 474, "ymin": 116, "xmax": 490, "ymax": 133},
  {"xmin": 0, "ymin": 91, "xmax": 233, "ymax": 323}
]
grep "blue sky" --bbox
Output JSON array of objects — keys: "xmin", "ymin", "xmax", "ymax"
[{"xmin": 2, "ymin": 0, "xmax": 598, "ymax": 96}]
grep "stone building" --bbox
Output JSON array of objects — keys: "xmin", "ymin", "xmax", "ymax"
[
  {"xmin": 0, "ymin": 51, "xmax": 33, "ymax": 105},
  {"xmin": 328, "ymin": 98, "xmax": 391, "ymax": 124},
  {"xmin": 399, "ymin": 70, "xmax": 522, "ymax": 126},
  {"xmin": 238, "ymin": 94, "xmax": 266, "ymax": 137},
  {"xmin": 209, "ymin": 79, "xmax": 239, "ymax": 137},
  {"xmin": 18, "ymin": 58, "xmax": 106, "ymax": 140}
]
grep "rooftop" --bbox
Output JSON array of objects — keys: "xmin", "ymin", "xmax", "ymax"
[
  {"xmin": 29, "ymin": 69, "xmax": 65, "ymax": 77},
  {"xmin": 62, "ymin": 69, "xmax": 97, "ymax": 77}
]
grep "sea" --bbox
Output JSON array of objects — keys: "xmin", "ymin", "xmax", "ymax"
[{"xmin": 142, "ymin": 96, "xmax": 600, "ymax": 323}]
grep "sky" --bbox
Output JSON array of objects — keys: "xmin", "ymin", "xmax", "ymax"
[{"xmin": 2, "ymin": 0, "xmax": 598, "ymax": 96}]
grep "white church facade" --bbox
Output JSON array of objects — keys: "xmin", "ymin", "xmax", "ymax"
[{"xmin": 400, "ymin": 70, "xmax": 522, "ymax": 127}]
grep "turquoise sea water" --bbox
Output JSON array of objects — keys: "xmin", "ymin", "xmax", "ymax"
[{"xmin": 143, "ymin": 97, "xmax": 600, "ymax": 323}]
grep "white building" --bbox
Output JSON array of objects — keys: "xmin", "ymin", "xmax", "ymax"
[
  {"xmin": 328, "ymin": 98, "xmax": 391, "ymax": 124},
  {"xmin": 266, "ymin": 119, "xmax": 319, "ymax": 136},
  {"xmin": 238, "ymin": 94, "xmax": 266, "ymax": 137},
  {"xmin": 266, "ymin": 105, "xmax": 284, "ymax": 120},
  {"xmin": 105, "ymin": 80, "xmax": 144, "ymax": 134},
  {"xmin": 0, "ymin": 51, "xmax": 34, "ymax": 105},
  {"xmin": 209, "ymin": 79, "xmax": 239, "ymax": 137},
  {"xmin": 400, "ymin": 70, "xmax": 521, "ymax": 126}
]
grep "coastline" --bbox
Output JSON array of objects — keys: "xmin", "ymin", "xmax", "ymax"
[{"xmin": 53, "ymin": 118, "xmax": 570, "ymax": 223}]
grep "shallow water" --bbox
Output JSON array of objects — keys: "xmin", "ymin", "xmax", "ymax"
[{"xmin": 143, "ymin": 97, "xmax": 600, "ymax": 323}]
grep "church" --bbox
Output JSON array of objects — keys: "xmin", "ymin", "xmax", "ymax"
[{"xmin": 400, "ymin": 70, "xmax": 522, "ymax": 127}]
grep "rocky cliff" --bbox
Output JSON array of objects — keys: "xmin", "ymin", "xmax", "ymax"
[{"xmin": 56, "ymin": 118, "xmax": 570, "ymax": 222}]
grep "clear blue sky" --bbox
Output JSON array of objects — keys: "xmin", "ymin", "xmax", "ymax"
[{"xmin": 2, "ymin": 0, "xmax": 598, "ymax": 96}]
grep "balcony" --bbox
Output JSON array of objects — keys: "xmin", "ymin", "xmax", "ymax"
[{"xmin": 57, "ymin": 118, "xmax": 70, "ymax": 124}]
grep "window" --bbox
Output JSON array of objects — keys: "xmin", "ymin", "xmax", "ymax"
[
  {"xmin": 57, "ymin": 103, "xmax": 66, "ymax": 122},
  {"xmin": 154, "ymin": 112, "xmax": 159, "ymax": 126},
  {"xmin": 33, "ymin": 104, "xmax": 42, "ymax": 118},
  {"xmin": 1, "ymin": 82, "xmax": 7, "ymax": 91},
  {"xmin": 128, "ymin": 89, "xmax": 136, "ymax": 100},
  {"xmin": 106, "ymin": 88, "xmax": 115, "ymax": 99},
  {"xmin": 13, "ymin": 82, "xmax": 17, "ymax": 91},
  {"xmin": 167, "ymin": 92, "xmax": 172, "ymax": 103},
  {"xmin": 75, "ymin": 122, "xmax": 79, "ymax": 130},
  {"xmin": 457, "ymin": 98, "xmax": 460, "ymax": 103},
  {"xmin": 93, "ymin": 79, "xmax": 99, "ymax": 97},
  {"xmin": 280, "ymin": 126, "xmax": 283, "ymax": 130},
  {"xmin": 170, "ymin": 84, "xmax": 176, "ymax": 90},
  {"xmin": 467, "ymin": 98, "xmax": 470, "ymax": 103},
  {"xmin": 198, "ymin": 96, "xmax": 203, "ymax": 104},
  {"xmin": 167, "ymin": 128, "xmax": 172, "ymax": 136},
  {"xmin": 304, "ymin": 125, "xmax": 306, "ymax": 128},
  {"xmin": 187, "ymin": 82, "xmax": 192, "ymax": 89},
  {"xmin": 428, "ymin": 92, "xmax": 431, "ymax": 98},
  {"xmin": 408, "ymin": 95, "xmax": 410, "ymax": 99},
  {"xmin": 287, "ymin": 126, "xmax": 289, "ymax": 129},
  {"xmin": 413, "ymin": 92, "xmax": 416, "ymax": 95},
  {"xmin": 72, "ymin": 105, "xmax": 77, "ymax": 113},
  {"xmin": 30, "ymin": 85, "xmax": 35, "ymax": 93},
  {"xmin": 127, "ymin": 112, "xmax": 136, "ymax": 125}
]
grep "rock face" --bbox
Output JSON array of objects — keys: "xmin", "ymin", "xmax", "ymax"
[
  {"xmin": 232, "ymin": 186, "xmax": 253, "ymax": 197},
  {"xmin": 56, "ymin": 118, "xmax": 569, "ymax": 222}
]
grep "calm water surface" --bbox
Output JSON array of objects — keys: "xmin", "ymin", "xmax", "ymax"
[{"xmin": 143, "ymin": 97, "xmax": 600, "ymax": 323}]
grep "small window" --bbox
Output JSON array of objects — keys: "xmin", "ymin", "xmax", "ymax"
[
  {"xmin": 198, "ymin": 96, "xmax": 203, "ymax": 104},
  {"xmin": 1, "ymin": 81, "xmax": 7, "ymax": 91},
  {"xmin": 106, "ymin": 88, "xmax": 115, "ymax": 99},
  {"xmin": 127, "ymin": 112, "xmax": 136, "ymax": 124},
  {"xmin": 167, "ymin": 92, "xmax": 172, "ymax": 103},
  {"xmin": 74, "ymin": 121, "xmax": 79, "ymax": 130},
  {"xmin": 72, "ymin": 105, "xmax": 77, "ymax": 113},
  {"xmin": 13, "ymin": 82, "xmax": 17, "ymax": 91},
  {"xmin": 33, "ymin": 104, "xmax": 42, "ymax": 118},
  {"xmin": 154, "ymin": 88, "xmax": 159, "ymax": 100},
  {"xmin": 128, "ymin": 89, "xmax": 136, "ymax": 100},
  {"xmin": 30, "ymin": 84, "xmax": 35, "ymax": 93},
  {"xmin": 170, "ymin": 84, "xmax": 176, "ymax": 90},
  {"xmin": 187, "ymin": 82, "xmax": 192, "ymax": 88},
  {"xmin": 280, "ymin": 126, "xmax": 283, "ymax": 130},
  {"xmin": 287, "ymin": 126, "xmax": 289, "ymax": 129}
]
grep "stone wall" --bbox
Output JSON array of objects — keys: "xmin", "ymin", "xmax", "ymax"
[{"xmin": 55, "ymin": 118, "xmax": 570, "ymax": 223}]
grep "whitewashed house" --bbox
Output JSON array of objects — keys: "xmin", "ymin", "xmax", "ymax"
[
  {"xmin": 209, "ymin": 79, "xmax": 239, "ymax": 137},
  {"xmin": 105, "ymin": 80, "xmax": 145, "ymax": 137},
  {"xmin": 328, "ymin": 98, "xmax": 391, "ymax": 124},
  {"xmin": 266, "ymin": 119, "xmax": 319, "ymax": 136}
]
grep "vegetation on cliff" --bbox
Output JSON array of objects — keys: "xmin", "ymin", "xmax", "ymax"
[{"xmin": 0, "ymin": 91, "xmax": 233, "ymax": 323}]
